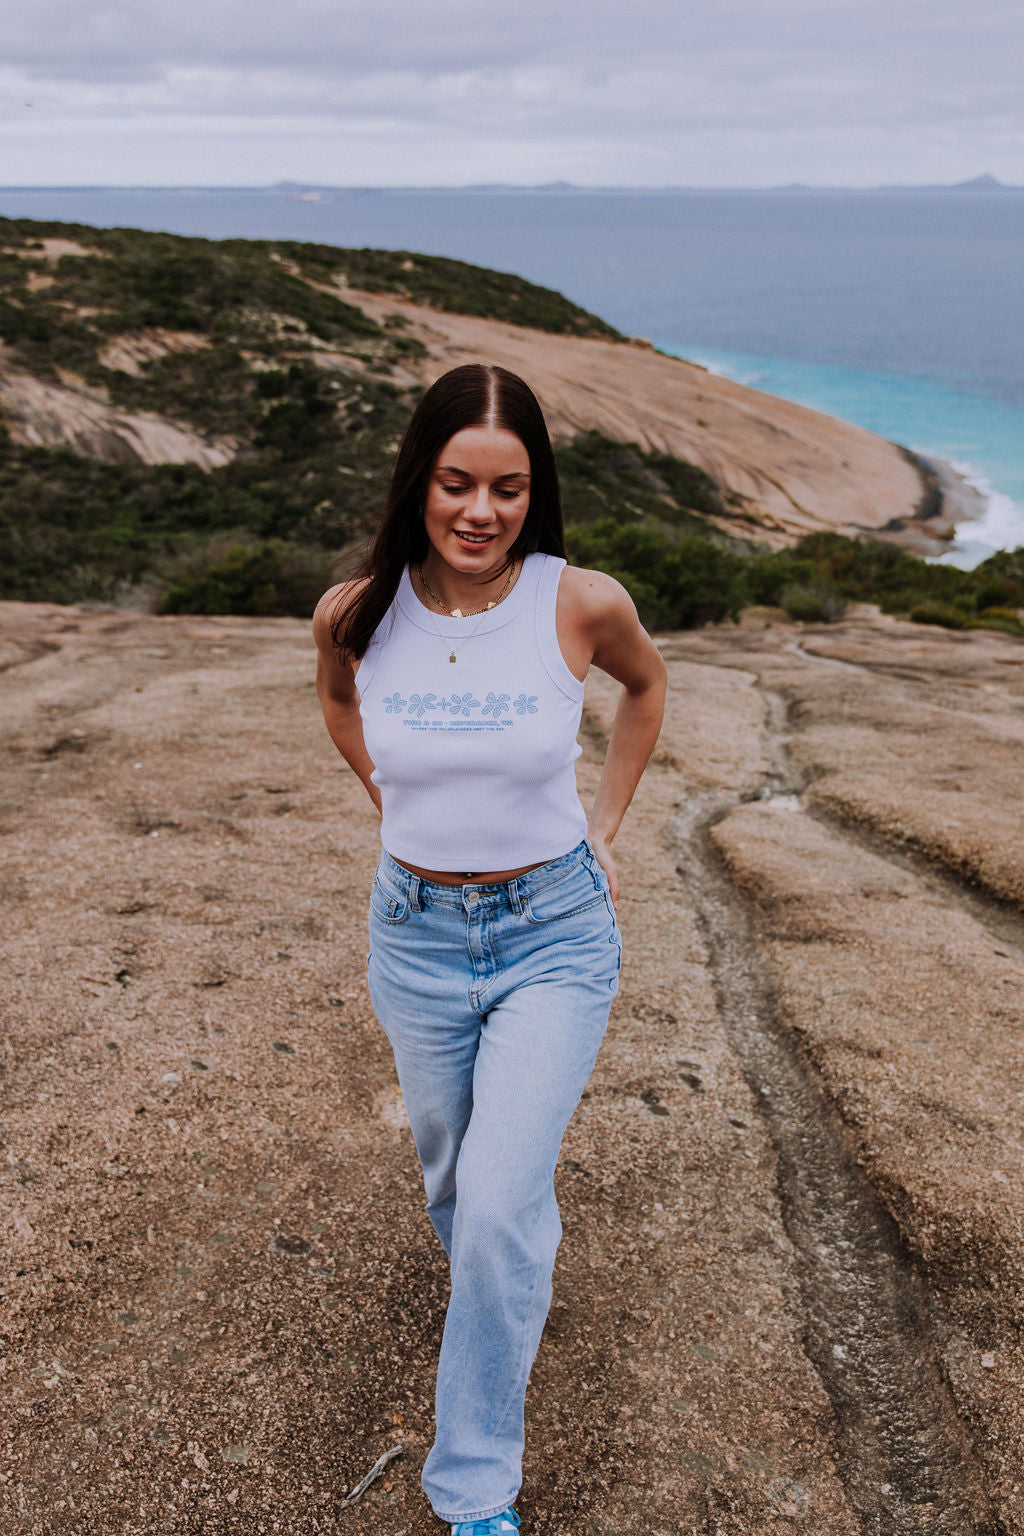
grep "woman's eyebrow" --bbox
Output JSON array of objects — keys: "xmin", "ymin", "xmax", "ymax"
[{"xmin": 436, "ymin": 464, "xmax": 530, "ymax": 479}]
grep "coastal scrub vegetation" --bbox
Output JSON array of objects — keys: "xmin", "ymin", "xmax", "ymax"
[
  {"xmin": 3, "ymin": 422, "xmax": 1020, "ymax": 635},
  {"xmin": 0, "ymin": 217, "xmax": 1021, "ymax": 635},
  {"xmin": 270, "ymin": 242, "xmax": 623, "ymax": 340},
  {"xmin": 0, "ymin": 216, "xmax": 619, "ymax": 395},
  {"xmin": 566, "ymin": 522, "xmax": 1023, "ymax": 634}
]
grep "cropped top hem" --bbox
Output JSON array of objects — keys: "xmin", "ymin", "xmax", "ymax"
[{"xmin": 381, "ymin": 826, "xmax": 584, "ymax": 876}]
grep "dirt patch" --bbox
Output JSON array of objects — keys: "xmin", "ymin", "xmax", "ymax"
[
  {"xmin": 2, "ymin": 601, "xmax": 1021, "ymax": 1534},
  {"xmin": 97, "ymin": 329, "xmax": 213, "ymax": 378},
  {"xmin": 9, "ymin": 237, "xmax": 105, "ymax": 264}
]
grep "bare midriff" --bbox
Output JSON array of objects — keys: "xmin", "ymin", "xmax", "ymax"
[{"xmin": 390, "ymin": 856, "xmax": 548, "ymax": 887}]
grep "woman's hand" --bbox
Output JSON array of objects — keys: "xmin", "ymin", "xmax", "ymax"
[{"xmin": 588, "ymin": 832, "xmax": 620, "ymax": 909}]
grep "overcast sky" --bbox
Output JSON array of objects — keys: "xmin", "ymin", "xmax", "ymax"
[{"xmin": 2, "ymin": 0, "xmax": 1022, "ymax": 188}]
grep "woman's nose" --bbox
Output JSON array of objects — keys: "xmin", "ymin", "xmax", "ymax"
[{"xmin": 465, "ymin": 488, "xmax": 493, "ymax": 521}]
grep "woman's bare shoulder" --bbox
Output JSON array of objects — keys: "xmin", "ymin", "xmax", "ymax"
[
  {"xmin": 558, "ymin": 563, "xmax": 635, "ymax": 625},
  {"xmin": 558, "ymin": 563, "xmax": 663, "ymax": 685}
]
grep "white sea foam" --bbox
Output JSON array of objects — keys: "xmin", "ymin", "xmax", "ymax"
[
  {"xmin": 929, "ymin": 460, "xmax": 1024, "ymax": 569},
  {"xmin": 660, "ymin": 347, "xmax": 1024, "ymax": 570},
  {"xmin": 687, "ymin": 353, "xmax": 765, "ymax": 389}
]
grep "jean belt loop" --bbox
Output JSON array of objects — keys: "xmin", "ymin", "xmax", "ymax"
[
  {"xmin": 409, "ymin": 873, "xmax": 422, "ymax": 912},
  {"xmin": 507, "ymin": 877, "xmax": 523, "ymax": 915}
]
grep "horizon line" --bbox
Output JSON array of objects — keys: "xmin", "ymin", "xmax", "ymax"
[{"xmin": 1, "ymin": 174, "xmax": 1022, "ymax": 196}]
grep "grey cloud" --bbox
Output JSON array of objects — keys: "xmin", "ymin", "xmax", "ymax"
[
  {"xmin": 1, "ymin": 0, "xmax": 1021, "ymax": 186},
  {"xmin": 5, "ymin": 0, "xmax": 1021, "ymax": 80}
]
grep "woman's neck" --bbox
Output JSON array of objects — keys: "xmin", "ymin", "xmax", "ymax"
[{"xmin": 416, "ymin": 554, "xmax": 519, "ymax": 615}]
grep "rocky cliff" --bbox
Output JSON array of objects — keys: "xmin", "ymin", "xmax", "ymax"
[{"xmin": 0, "ymin": 221, "xmax": 980, "ymax": 562}]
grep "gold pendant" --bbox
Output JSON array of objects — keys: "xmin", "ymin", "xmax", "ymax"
[{"xmin": 449, "ymin": 652, "xmax": 456, "ymax": 663}]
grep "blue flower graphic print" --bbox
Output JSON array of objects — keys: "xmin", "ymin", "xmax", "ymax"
[{"xmin": 379, "ymin": 688, "xmax": 538, "ymax": 728}]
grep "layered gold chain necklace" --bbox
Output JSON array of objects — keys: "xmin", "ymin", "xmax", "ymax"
[{"xmin": 415, "ymin": 561, "xmax": 519, "ymax": 663}]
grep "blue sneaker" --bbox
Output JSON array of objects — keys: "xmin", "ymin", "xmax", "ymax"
[{"xmin": 450, "ymin": 1510, "xmax": 521, "ymax": 1535}]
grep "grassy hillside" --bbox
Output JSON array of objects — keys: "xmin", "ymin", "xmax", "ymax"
[
  {"xmin": 0, "ymin": 217, "xmax": 1020, "ymax": 634},
  {"xmin": 0, "ymin": 216, "xmax": 725, "ymax": 617}
]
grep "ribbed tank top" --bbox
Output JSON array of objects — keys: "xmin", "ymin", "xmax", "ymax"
[{"xmin": 356, "ymin": 553, "xmax": 588, "ymax": 871}]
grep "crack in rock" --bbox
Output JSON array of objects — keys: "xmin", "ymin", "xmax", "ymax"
[{"xmin": 667, "ymin": 685, "xmax": 1002, "ymax": 1536}]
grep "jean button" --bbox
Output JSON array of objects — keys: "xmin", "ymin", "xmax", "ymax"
[{"xmin": 465, "ymin": 890, "xmax": 480, "ymax": 905}]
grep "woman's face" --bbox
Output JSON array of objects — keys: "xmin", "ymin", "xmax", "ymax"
[{"xmin": 422, "ymin": 425, "xmax": 531, "ymax": 580}]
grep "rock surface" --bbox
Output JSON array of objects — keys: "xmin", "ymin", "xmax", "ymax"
[
  {"xmin": 1, "ymin": 601, "xmax": 1021, "ymax": 1535},
  {"xmin": 0, "ymin": 362, "xmax": 239, "ymax": 468},
  {"xmin": 335, "ymin": 287, "xmax": 983, "ymax": 552}
]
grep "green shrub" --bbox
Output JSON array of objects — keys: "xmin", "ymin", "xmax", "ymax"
[
  {"xmin": 971, "ymin": 606, "xmax": 1024, "ymax": 635},
  {"xmin": 741, "ymin": 551, "xmax": 817, "ymax": 607},
  {"xmin": 908, "ymin": 601, "xmax": 970, "ymax": 629},
  {"xmin": 973, "ymin": 547, "xmax": 1024, "ymax": 587},
  {"xmin": 159, "ymin": 538, "xmax": 328, "ymax": 616},
  {"xmin": 973, "ymin": 575, "xmax": 1024, "ymax": 610},
  {"xmin": 557, "ymin": 432, "xmax": 724, "ymax": 532},
  {"xmin": 780, "ymin": 582, "xmax": 849, "ymax": 623},
  {"xmin": 790, "ymin": 531, "xmax": 961, "ymax": 607},
  {"xmin": 567, "ymin": 519, "xmax": 745, "ymax": 629}
]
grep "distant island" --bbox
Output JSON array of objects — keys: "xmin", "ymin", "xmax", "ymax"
[{"xmin": 2, "ymin": 176, "xmax": 1021, "ymax": 196}]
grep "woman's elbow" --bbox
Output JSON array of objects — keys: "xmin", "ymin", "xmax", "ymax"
[{"xmin": 628, "ymin": 652, "xmax": 667, "ymax": 701}]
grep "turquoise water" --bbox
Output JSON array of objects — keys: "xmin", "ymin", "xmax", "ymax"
[{"xmin": 664, "ymin": 345, "xmax": 1024, "ymax": 568}]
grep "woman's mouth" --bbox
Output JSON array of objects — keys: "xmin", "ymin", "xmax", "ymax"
[{"xmin": 454, "ymin": 530, "xmax": 494, "ymax": 545}]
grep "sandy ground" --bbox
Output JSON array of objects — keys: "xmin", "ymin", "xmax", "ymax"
[{"xmin": 2, "ymin": 601, "xmax": 1022, "ymax": 1535}]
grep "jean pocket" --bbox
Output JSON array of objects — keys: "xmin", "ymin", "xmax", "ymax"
[
  {"xmin": 369, "ymin": 872, "xmax": 410, "ymax": 925},
  {"xmin": 523, "ymin": 862, "xmax": 605, "ymax": 925}
]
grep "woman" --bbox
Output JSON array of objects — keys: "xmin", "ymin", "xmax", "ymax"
[{"xmin": 313, "ymin": 363, "xmax": 666, "ymax": 1535}]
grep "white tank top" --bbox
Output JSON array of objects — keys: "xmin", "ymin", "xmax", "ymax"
[{"xmin": 356, "ymin": 552, "xmax": 588, "ymax": 870}]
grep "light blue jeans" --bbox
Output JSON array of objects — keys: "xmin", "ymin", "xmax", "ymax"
[{"xmin": 367, "ymin": 838, "xmax": 621, "ymax": 1524}]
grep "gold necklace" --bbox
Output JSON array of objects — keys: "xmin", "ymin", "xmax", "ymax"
[
  {"xmin": 417, "ymin": 560, "xmax": 517, "ymax": 618},
  {"xmin": 415, "ymin": 561, "xmax": 520, "ymax": 664},
  {"xmin": 421, "ymin": 604, "xmax": 488, "ymax": 664}
]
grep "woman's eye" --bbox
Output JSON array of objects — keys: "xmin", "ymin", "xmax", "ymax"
[{"xmin": 438, "ymin": 482, "xmax": 522, "ymax": 498}]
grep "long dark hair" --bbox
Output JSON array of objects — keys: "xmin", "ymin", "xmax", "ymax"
[{"xmin": 332, "ymin": 363, "xmax": 566, "ymax": 658}]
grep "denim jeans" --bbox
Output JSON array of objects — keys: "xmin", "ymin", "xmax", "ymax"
[{"xmin": 367, "ymin": 838, "xmax": 622, "ymax": 1524}]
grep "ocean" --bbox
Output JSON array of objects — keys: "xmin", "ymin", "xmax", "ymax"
[{"xmin": 2, "ymin": 185, "xmax": 1022, "ymax": 563}]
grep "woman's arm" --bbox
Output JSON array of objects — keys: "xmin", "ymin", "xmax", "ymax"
[
  {"xmin": 562, "ymin": 568, "xmax": 668, "ymax": 907},
  {"xmin": 312, "ymin": 584, "xmax": 382, "ymax": 816}
]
